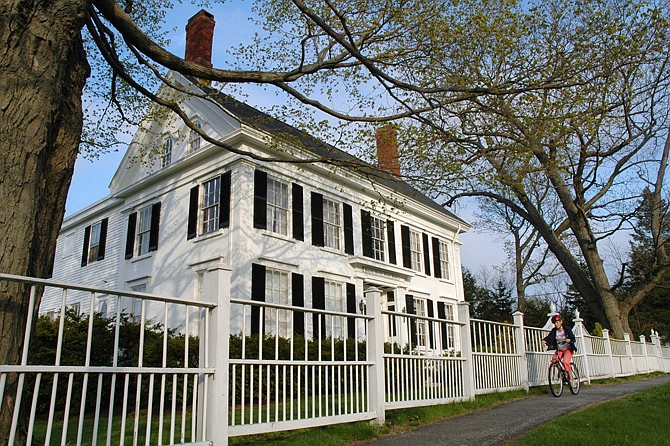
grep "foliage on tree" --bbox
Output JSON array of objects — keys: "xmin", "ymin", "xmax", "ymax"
[
  {"xmin": 463, "ymin": 268, "xmax": 515, "ymax": 323},
  {"xmin": 622, "ymin": 191, "xmax": 670, "ymax": 339}
]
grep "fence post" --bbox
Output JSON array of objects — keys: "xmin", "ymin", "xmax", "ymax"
[
  {"xmin": 640, "ymin": 335, "xmax": 649, "ymax": 373},
  {"xmin": 366, "ymin": 287, "xmax": 386, "ymax": 426},
  {"xmin": 623, "ymin": 332, "xmax": 633, "ymax": 375},
  {"xmin": 512, "ymin": 311, "xmax": 529, "ymax": 391},
  {"xmin": 602, "ymin": 329, "xmax": 615, "ymax": 378},
  {"xmin": 203, "ymin": 263, "xmax": 232, "ymax": 446},
  {"xmin": 650, "ymin": 330, "xmax": 662, "ymax": 372},
  {"xmin": 458, "ymin": 302, "xmax": 475, "ymax": 400},
  {"xmin": 572, "ymin": 310, "xmax": 591, "ymax": 384}
]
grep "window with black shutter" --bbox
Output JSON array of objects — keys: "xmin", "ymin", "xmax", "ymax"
[
  {"xmin": 312, "ymin": 277, "xmax": 326, "ymax": 339},
  {"xmin": 81, "ymin": 218, "xmax": 108, "ymax": 266},
  {"xmin": 422, "ymin": 233, "xmax": 431, "ymax": 276}
]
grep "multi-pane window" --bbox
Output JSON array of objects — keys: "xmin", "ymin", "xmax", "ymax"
[
  {"xmin": 201, "ymin": 176, "xmax": 221, "ymax": 234},
  {"xmin": 323, "ymin": 198, "xmax": 341, "ymax": 250},
  {"xmin": 128, "ymin": 284, "xmax": 145, "ymax": 322},
  {"xmin": 136, "ymin": 205, "xmax": 152, "ymax": 256},
  {"xmin": 98, "ymin": 297, "xmax": 108, "ymax": 318},
  {"xmin": 188, "ymin": 120, "xmax": 202, "ymax": 153},
  {"xmin": 445, "ymin": 303, "xmax": 455, "ymax": 350},
  {"xmin": 265, "ymin": 269, "xmax": 290, "ymax": 337},
  {"xmin": 325, "ymin": 280, "xmax": 344, "ymax": 338},
  {"xmin": 267, "ymin": 177, "xmax": 289, "ymax": 235},
  {"xmin": 88, "ymin": 221, "xmax": 103, "ymax": 263},
  {"xmin": 415, "ymin": 298, "xmax": 428, "ymax": 347},
  {"xmin": 410, "ymin": 230, "xmax": 423, "ymax": 272},
  {"xmin": 439, "ymin": 240, "xmax": 451, "ymax": 280},
  {"xmin": 161, "ymin": 137, "xmax": 173, "ymax": 167},
  {"xmin": 371, "ymin": 216, "xmax": 385, "ymax": 261}
]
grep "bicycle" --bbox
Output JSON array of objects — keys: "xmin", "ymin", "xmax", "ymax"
[{"xmin": 548, "ymin": 350, "xmax": 580, "ymax": 397}]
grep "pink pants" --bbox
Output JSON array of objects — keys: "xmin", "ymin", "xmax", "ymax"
[{"xmin": 554, "ymin": 349, "xmax": 573, "ymax": 372}]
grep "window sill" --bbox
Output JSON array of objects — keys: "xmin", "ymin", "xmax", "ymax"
[
  {"xmin": 193, "ymin": 230, "xmax": 224, "ymax": 243},
  {"xmin": 318, "ymin": 246, "xmax": 349, "ymax": 258},
  {"xmin": 261, "ymin": 230, "xmax": 296, "ymax": 244},
  {"xmin": 130, "ymin": 253, "xmax": 153, "ymax": 263}
]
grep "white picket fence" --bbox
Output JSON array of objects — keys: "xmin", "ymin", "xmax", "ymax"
[{"xmin": 1, "ymin": 272, "xmax": 668, "ymax": 446}]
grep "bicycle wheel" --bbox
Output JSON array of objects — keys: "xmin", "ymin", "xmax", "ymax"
[
  {"xmin": 548, "ymin": 362, "xmax": 563, "ymax": 397},
  {"xmin": 569, "ymin": 363, "xmax": 581, "ymax": 395}
]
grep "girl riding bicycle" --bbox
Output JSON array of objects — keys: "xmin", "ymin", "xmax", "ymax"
[{"xmin": 542, "ymin": 314, "xmax": 577, "ymax": 382}]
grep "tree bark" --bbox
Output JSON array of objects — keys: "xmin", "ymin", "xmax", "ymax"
[{"xmin": 0, "ymin": 0, "xmax": 90, "ymax": 443}]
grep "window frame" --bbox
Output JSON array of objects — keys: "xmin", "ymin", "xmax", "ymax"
[
  {"xmin": 201, "ymin": 176, "xmax": 221, "ymax": 235},
  {"xmin": 439, "ymin": 240, "xmax": 451, "ymax": 280},
  {"xmin": 161, "ymin": 136, "xmax": 173, "ymax": 167},
  {"xmin": 370, "ymin": 215, "xmax": 386, "ymax": 261},
  {"xmin": 188, "ymin": 120, "xmax": 202, "ymax": 153},
  {"xmin": 135, "ymin": 205, "xmax": 153, "ymax": 256},
  {"xmin": 409, "ymin": 229, "xmax": 423, "ymax": 272},
  {"xmin": 323, "ymin": 197, "xmax": 342, "ymax": 250},
  {"xmin": 87, "ymin": 221, "xmax": 102, "ymax": 264},
  {"xmin": 264, "ymin": 268, "xmax": 291, "ymax": 337},
  {"xmin": 414, "ymin": 297, "xmax": 428, "ymax": 348},
  {"xmin": 324, "ymin": 280, "xmax": 345, "ymax": 338},
  {"xmin": 266, "ymin": 176, "xmax": 290, "ymax": 236}
]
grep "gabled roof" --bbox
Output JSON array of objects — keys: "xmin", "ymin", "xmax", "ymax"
[{"xmin": 194, "ymin": 79, "xmax": 469, "ymax": 228}]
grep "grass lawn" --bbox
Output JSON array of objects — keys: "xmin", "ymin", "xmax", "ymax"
[{"xmin": 508, "ymin": 381, "xmax": 670, "ymax": 446}]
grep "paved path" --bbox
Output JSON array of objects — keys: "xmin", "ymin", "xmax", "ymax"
[{"xmin": 365, "ymin": 375, "xmax": 670, "ymax": 446}]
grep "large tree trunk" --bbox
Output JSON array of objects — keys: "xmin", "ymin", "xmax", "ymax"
[{"xmin": 0, "ymin": 0, "xmax": 89, "ymax": 443}]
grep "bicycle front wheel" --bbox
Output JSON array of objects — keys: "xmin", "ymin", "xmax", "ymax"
[
  {"xmin": 569, "ymin": 363, "xmax": 581, "ymax": 395},
  {"xmin": 548, "ymin": 362, "xmax": 563, "ymax": 397}
]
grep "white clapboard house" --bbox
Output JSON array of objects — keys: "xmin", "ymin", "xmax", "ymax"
[{"xmin": 42, "ymin": 10, "xmax": 470, "ymax": 353}]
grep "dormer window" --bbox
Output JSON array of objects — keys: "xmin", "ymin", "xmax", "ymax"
[
  {"xmin": 188, "ymin": 120, "xmax": 202, "ymax": 153},
  {"xmin": 161, "ymin": 136, "xmax": 173, "ymax": 167}
]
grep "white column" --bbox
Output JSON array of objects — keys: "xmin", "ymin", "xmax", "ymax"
[
  {"xmin": 650, "ymin": 330, "xmax": 663, "ymax": 372},
  {"xmin": 640, "ymin": 334, "xmax": 649, "ymax": 373},
  {"xmin": 572, "ymin": 310, "xmax": 591, "ymax": 384},
  {"xmin": 458, "ymin": 301, "xmax": 475, "ymax": 400},
  {"xmin": 602, "ymin": 329, "xmax": 615, "ymax": 378},
  {"xmin": 366, "ymin": 287, "xmax": 385, "ymax": 425},
  {"xmin": 204, "ymin": 264, "xmax": 232, "ymax": 445},
  {"xmin": 623, "ymin": 332, "xmax": 633, "ymax": 375},
  {"xmin": 512, "ymin": 311, "xmax": 529, "ymax": 391}
]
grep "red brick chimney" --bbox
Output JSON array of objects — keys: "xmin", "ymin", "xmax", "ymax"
[
  {"xmin": 185, "ymin": 10, "xmax": 215, "ymax": 68},
  {"xmin": 376, "ymin": 126, "xmax": 401, "ymax": 176}
]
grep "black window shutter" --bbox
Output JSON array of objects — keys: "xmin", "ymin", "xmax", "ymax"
[
  {"xmin": 125, "ymin": 213, "xmax": 137, "ymax": 259},
  {"xmin": 292, "ymin": 184, "xmax": 304, "ymax": 241},
  {"xmin": 81, "ymin": 225, "xmax": 91, "ymax": 267},
  {"xmin": 311, "ymin": 192, "xmax": 324, "ymax": 247},
  {"xmin": 401, "ymin": 225, "xmax": 411, "ymax": 268},
  {"xmin": 432, "ymin": 237, "xmax": 441, "ymax": 279},
  {"xmin": 97, "ymin": 218, "xmax": 108, "ymax": 261},
  {"xmin": 187, "ymin": 185, "xmax": 199, "ymax": 240},
  {"xmin": 343, "ymin": 203, "xmax": 354, "ymax": 255},
  {"xmin": 292, "ymin": 273, "xmax": 305, "ymax": 335},
  {"xmin": 312, "ymin": 277, "xmax": 325, "ymax": 339},
  {"xmin": 361, "ymin": 210, "xmax": 373, "ymax": 258},
  {"xmin": 251, "ymin": 263, "xmax": 266, "ymax": 336},
  {"xmin": 437, "ymin": 302, "xmax": 448, "ymax": 349},
  {"xmin": 422, "ymin": 233, "xmax": 431, "ymax": 276},
  {"xmin": 149, "ymin": 203, "xmax": 161, "ymax": 252},
  {"xmin": 253, "ymin": 169, "xmax": 267, "ymax": 230},
  {"xmin": 346, "ymin": 283, "xmax": 356, "ymax": 339},
  {"xmin": 219, "ymin": 171, "xmax": 231, "ymax": 229},
  {"xmin": 387, "ymin": 220, "xmax": 397, "ymax": 264},
  {"xmin": 405, "ymin": 294, "xmax": 417, "ymax": 345},
  {"xmin": 427, "ymin": 299, "xmax": 435, "ymax": 349}
]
